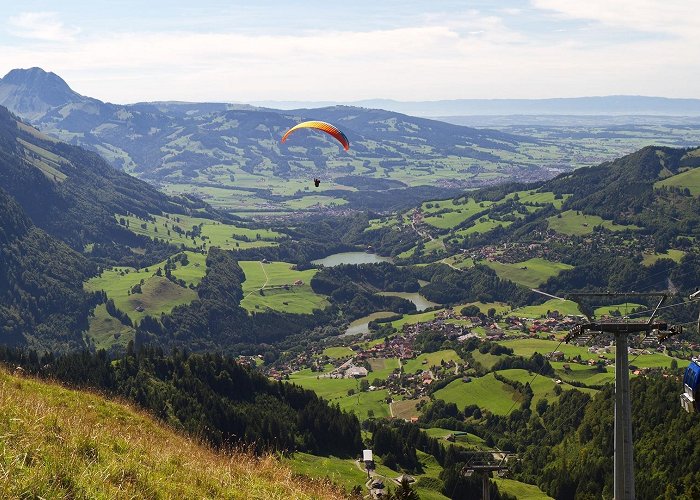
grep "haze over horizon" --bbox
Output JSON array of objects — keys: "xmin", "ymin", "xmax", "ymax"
[{"xmin": 1, "ymin": 1, "xmax": 699, "ymax": 105}]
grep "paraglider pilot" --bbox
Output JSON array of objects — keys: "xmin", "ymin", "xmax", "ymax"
[{"xmin": 314, "ymin": 178, "xmax": 321, "ymax": 187}]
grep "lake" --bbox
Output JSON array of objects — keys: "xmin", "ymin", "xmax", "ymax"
[
  {"xmin": 343, "ymin": 311, "xmax": 397, "ymax": 336},
  {"xmin": 377, "ymin": 292, "xmax": 439, "ymax": 312},
  {"xmin": 312, "ymin": 252, "xmax": 394, "ymax": 267}
]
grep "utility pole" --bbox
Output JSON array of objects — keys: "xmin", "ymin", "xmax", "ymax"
[{"xmin": 566, "ymin": 292, "xmax": 681, "ymax": 500}]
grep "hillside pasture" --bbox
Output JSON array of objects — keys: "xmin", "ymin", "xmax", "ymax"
[
  {"xmin": 511, "ymin": 298, "xmax": 582, "ymax": 318},
  {"xmin": 432, "ymin": 373, "xmax": 521, "ymax": 415},
  {"xmin": 403, "ymin": 350, "xmax": 461, "ymax": 374},
  {"xmin": 642, "ymin": 249, "xmax": 686, "ymax": 266},
  {"xmin": 239, "ymin": 261, "xmax": 328, "ymax": 314},
  {"xmin": 547, "ymin": 210, "xmax": 639, "ymax": 236},
  {"xmin": 498, "ymin": 368, "xmax": 597, "ymax": 403},
  {"xmin": 655, "ymin": 166, "xmax": 700, "ymax": 195},
  {"xmin": 117, "ymin": 212, "xmax": 283, "ymax": 251},
  {"xmin": 483, "ymin": 258, "xmax": 573, "ymax": 288},
  {"xmin": 86, "ymin": 304, "xmax": 135, "ymax": 350},
  {"xmin": 85, "ymin": 256, "xmax": 202, "ymax": 323}
]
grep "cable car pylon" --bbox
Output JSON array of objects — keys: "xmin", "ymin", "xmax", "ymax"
[{"xmin": 566, "ymin": 292, "xmax": 682, "ymax": 500}]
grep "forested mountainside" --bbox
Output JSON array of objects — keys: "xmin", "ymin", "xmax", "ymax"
[
  {"xmin": 0, "ymin": 188, "xmax": 96, "ymax": 350},
  {"xmin": 0, "ymin": 105, "xmax": 216, "ymax": 265}
]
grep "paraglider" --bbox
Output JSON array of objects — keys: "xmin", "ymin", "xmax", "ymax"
[
  {"xmin": 313, "ymin": 178, "xmax": 321, "ymax": 187},
  {"xmin": 281, "ymin": 121, "xmax": 350, "ymax": 151}
]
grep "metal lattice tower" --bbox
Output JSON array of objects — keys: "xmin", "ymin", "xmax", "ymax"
[{"xmin": 566, "ymin": 292, "xmax": 682, "ymax": 500}]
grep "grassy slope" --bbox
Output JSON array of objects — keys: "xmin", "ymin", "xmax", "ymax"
[
  {"xmin": 656, "ymin": 166, "xmax": 700, "ymax": 195},
  {"xmin": 119, "ymin": 212, "xmax": 282, "ymax": 250},
  {"xmin": 547, "ymin": 210, "xmax": 639, "ymax": 236},
  {"xmin": 511, "ymin": 298, "xmax": 582, "ymax": 318},
  {"xmin": 403, "ymin": 350, "xmax": 461, "ymax": 374},
  {"xmin": 85, "ymin": 263, "xmax": 199, "ymax": 324},
  {"xmin": 86, "ymin": 304, "xmax": 135, "ymax": 350},
  {"xmin": 0, "ymin": 368, "xmax": 345, "ymax": 499},
  {"xmin": 483, "ymin": 258, "xmax": 573, "ymax": 288},
  {"xmin": 239, "ymin": 260, "xmax": 329, "ymax": 314},
  {"xmin": 432, "ymin": 373, "xmax": 521, "ymax": 415}
]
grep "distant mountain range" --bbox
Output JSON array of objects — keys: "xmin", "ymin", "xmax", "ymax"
[
  {"xmin": 253, "ymin": 96, "xmax": 700, "ymax": 117},
  {"xmin": 0, "ymin": 68, "xmax": 551, "ymax": 192}
]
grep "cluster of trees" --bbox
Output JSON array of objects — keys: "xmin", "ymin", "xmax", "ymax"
[
  {"xmin": 413, "ymin": 263, "xmax": 533, "ymax": 307},
  {"xmin": 0, "ymin": 345, "xmax": 363, "ymax": 457},
  {"xmin": 311, "ymin": 263, "xmax": 417, "ymax": 320}
]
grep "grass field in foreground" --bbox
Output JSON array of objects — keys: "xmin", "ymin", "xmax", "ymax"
[
  {"xmin": 547, "ymin": 210, "xmax": 639, "ymax": 236},
  {"xmin": 0, "ymin": 369, "xmax": 342, "ymax": 499},
  {"xmin": 432, "ymin": 373, "xmax": 521, "ymax": 415},
  {"xmin": 483, "ymin": 258, "xmax": 573, "ymax": 288},
  {"xmin": 239, "ymin": 261, "xmax": 328, "ymax": 314}
]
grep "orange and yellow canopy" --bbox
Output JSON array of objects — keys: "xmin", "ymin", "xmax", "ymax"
[{"xmin": 281, "ymin": 121, "xmax": 350, "ymax": 151}]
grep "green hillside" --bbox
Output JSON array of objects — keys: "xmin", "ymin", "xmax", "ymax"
[{"xmin": 0, "ymin": 368, "xmax": 345, "ymax": 499}]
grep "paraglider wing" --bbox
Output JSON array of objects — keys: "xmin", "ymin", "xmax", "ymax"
[{"xmin": 281, "ymin": 121, "xmax": 350, "ymax": 151}]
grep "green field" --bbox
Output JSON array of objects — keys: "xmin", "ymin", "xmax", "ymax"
[
  {"xmin": 471, "ymin": 350, "xmax": 506, "ymax": 370},
  {"xmin": 286, "ymin": 452, "xmax": 367, "ymax": 493},
  {"xmin": 593, "ymin": 303, "xmax": 645, "ymax": 317},
  {"xmin": 656, "ymin": 166, "xmax": 700, "ymax": 195},
  {"xmin": 424, "ymin": 428, "xmax": 487, "ymax": 450},
  {"xmin": 118, "ymin": 212, "xmax": 283, "ymax": 251},
  {"xmin": 322, "ymin": 346, "xmax": 355, "ymax": 359},
  {"xmin": 432, "ymin": 373, "xmax": 521, "ymax": 415},
  {"xmin": 498, "ymin": 369, "xmax": 597, "ymax": 403},
  {"xmin": 336, "ymin": 389, "xmax": 391, "ymax": 420},
  {"xmin": 367, "ymin": 357, "xmax": 401, "ymax": 381},
  {"xmin": 422, "ymin": 198, "xmax": 491, "ymax": 229},
  {"xmin": 86, "ymin": 304, "xmax": 135, "ymax": 350},
  {"xmin": 642, "ymin": 249, "xmax": 686, "ymax": 266},
  {"xmin": 511, "ymin": 298, "xmax": 582, "ymax": 318},
  {"xmin": 239, "ymin": 261, "xmax": 329, "ymax": 314},
  {"xmin": 501, "ymin": 338, "xmax": 610, "ymax": 361},
  {"xmin": 494, "ymin": 478, "xmax": 554, "ymax": 500},
  {"xmin": 483, "ymin": 258, "xmax": 573, "ymax": 288},
  {"xmin": 85, "ymin": 253, "xmax": 205, "ymax": 323},
  {"xmin": 551, "ymin": 362, "xmax": 615, "ymax": 386},
  {"xmin": 547, "ymin": 210, "xmax": 639, "ymax": 236},
  {"xmin": 390, "ymin": 309, "xmax": 444, "ymax": 330},
  {"xmin": 403, "ymin": 350, "xmax": 461, "ymax": 374}
]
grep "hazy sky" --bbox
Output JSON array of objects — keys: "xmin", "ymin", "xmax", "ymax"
[{"xmin": 1, "ymin": 0, "xmax": 698, "ymax": 103}]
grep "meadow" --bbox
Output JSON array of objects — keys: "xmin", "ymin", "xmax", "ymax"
[
  {"xmin": 85, "ymin": 251, "xmax": 206, "ymax": 323},
  {"xmin": 239, "ymin": 260, "xmax": 329, "ymax": 314},
  {"xmin": 483, "ymin": 258, "xmax": 573, "ymax": 288},
  {"xmin": 655, "ymin": 166, "xmax": 700, "ymax": 195},
  {"xmin": 546, "ymin": 210, "xmax": 639, "ymax": 236},
  {"xmin": 403, "ymin": 350, "xmax": 461, "ymax": 374},
  {"xmin": 432, "ymin": 373, "xmax": 522, "ymax": 415},
  {"xmin": 118, "ymin": 212, "xmax": 283, "ymax": 251},
  {"xmin": 511, "ymin": 298, "xmax": 582, "ymax": 318}
]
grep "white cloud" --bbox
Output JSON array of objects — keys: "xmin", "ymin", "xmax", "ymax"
[
  {"xmin": 531, "ymin": 0, "xmax": 700, "ymax": 38},
  {"xmin": 8, "ymin": 12, "xmax": 80, "ymax": 42},
  {"xmin": 0, "ymin": 12, "xmax": 698, "ymax": 102}
]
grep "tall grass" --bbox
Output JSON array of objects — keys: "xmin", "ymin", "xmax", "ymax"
[{"xmin": 0, "ymin": 368, "xmax": 346, "ymax": 499}]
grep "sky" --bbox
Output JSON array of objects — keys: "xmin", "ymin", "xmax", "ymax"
[{"xmin": 1, "ymin": 0, "xmax": 699, "ymax": 104}]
